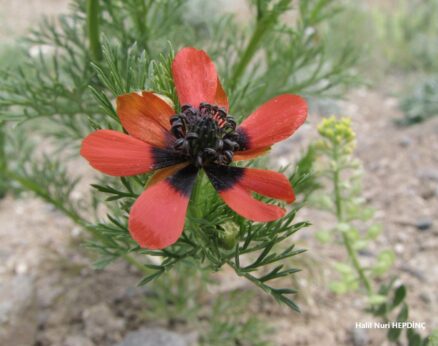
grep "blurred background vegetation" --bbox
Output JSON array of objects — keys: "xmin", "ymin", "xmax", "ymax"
[{"xmin": 321, "ymin": 0, "xmax": 438, "ymax": 124}]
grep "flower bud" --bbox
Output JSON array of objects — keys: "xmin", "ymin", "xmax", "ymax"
[{"xmin": 218, "ymin": 222, "xmax": 239, "ymax": 250}]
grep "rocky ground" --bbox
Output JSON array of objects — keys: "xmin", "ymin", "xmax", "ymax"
[
  {"xmin": 273, "ymin": 87, "xmax": 438, "ymax": 345},
  {"xmin": 0, "ymin": 1, "xmax": 437, "ymax": 346},
  {"xmin": 1, "ymin": 88, "xmax": 436, "ymax": 346}
]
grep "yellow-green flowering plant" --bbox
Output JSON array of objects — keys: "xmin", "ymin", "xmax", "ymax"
[{"xmin": 312, "ymin": 116, "xmax": 435, "ymax": 345}]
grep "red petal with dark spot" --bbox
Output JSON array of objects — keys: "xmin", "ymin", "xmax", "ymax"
[
  {"xmin": 237, "ymin": 94, "xmax": 307, "ymax": 151},
  {"xmin": 146, "ymin": 162, "xmax": 189, "ymax": 188},
  {"xmin": 116, "ymin": 92, "xmax": 175, "ymax": 147},
  {"xmin": 128, "ymin": 165, "xmax": 198, "ymax": 249},
  {"xmin": 80, "ymin": 130, "xmax": 155, "ymax": 176},
  {"xmin": 172, "ymin": 47, "xmax": 218, "ymax": 107},
  {"xmin": 205, "ymin": 165, "xmax": 287, "ymax": 222},
  {"xmin": 240, "ymin": 168, "xmax": 295, "ymax": 203},
  {"xmin": 219, "ymin": 184, "xmax": 285, "ymax": 222},
  {"xmin": 129, "ymin": 181, "xmax": 189, "ymax": 249}
]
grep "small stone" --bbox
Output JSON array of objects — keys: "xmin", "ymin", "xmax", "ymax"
[
  {"xmin": 71, "ymin": 227, "xmax": 82, "ymax": 238},
  {"xmin": 64, "ymin": 335, "xmax": 95, "ymax": 346},
  {"xmin": 351, "ymin": 327, "xmax": 368, "ymax": 346},
  {"xmin": 115, "ymin": 285, "xmax": 152, "ymax": 302},
  {"xmin": 0, "ymin": 275, "xmax": 37, "ymax": 345},
  {"xmin": 38, "ymin": 283, "xmax": 64, "ymax": 308},
  {"xmin": 419, "ymin": 183, "xmax": 436, "ymax": 200},
  {"xmin": 417, "ymin": 169, "xmax": 438, "ymax": 181},
  {"xmin": 82, "ymin": 303, "xmax": 125, "ymax": 342},
  {"xmin": 116, "ymin": 328, "xmax": 188, "ymax": 346},
  {"xmin": 384, "ymin": 96, "xmax": 398, "ymax": 107},
  {"xmin": 15, "ymin": 262, "xmax": 28, "ymax": 275},
  {"xmin": 415, "ymin": 218, "xmax": 433, "ymax": 231},
  {"xmin": 394, "ymin": 243, "xmax": 404, "ymax": 254},
  {"xmin": 400, "ymin": 265, "xmax": 426, "ymax": 282},
  {"xmin": 399, "ymin": 136, "xmax": 412, "ymax": 147},
  {"xmin": 419, "ymin": 292, "xmax": 433, "ymax": 304}
]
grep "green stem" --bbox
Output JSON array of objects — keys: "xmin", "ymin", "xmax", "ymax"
[
  {"xmin": 226, "ymin": 259, "xmax": 266, "ymax": 291},
  {"xmin": 0, "ymin": 124, "xmax": 7, "ymax": 198},
  {"xmin": 333, "ymin": 146, "xmax": 373, "ymax": 296},
  {"xmin": 190, "ymin": 171, "xmax": 205, "ymax": 220},
  {"xmin": 188, "ymin": 171, "xmax": 215, "ymax": 249},
  {"xmin": 4, "ymin": 170, "xmax": 148, "ymax": 274},
  {"xmin": 135, "ymin": 0, "xmax": 150, "ymax": 54},
  {"xmin": 229, "ymin": 23, "xmax": 266, "ymax": 90},
  {"xmin": 342, "ymin": 232, "xmax": 373, "ymax": 295},
  {"xmin": 228, "ymin": 0, "xmax": 291, "ymax": 91},
  {"xmin": 229, "ymin": 5, "xmax": 282, "ymax": 91},
  {"xmin": 87, "ymin": 0, "xmax": 102, "ymax": 61},
  {"xmin": 333, "ymin": 165, "xmax": 343, "ymax": 220}
]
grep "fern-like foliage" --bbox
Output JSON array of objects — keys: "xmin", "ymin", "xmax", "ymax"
[{"xmin": 0, "ymin": 0, "xmax": 358, "ymax": 311}]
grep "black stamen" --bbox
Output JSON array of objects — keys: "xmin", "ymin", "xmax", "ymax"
[
  {"xmin": 181, "ymin": 104, "xmax": 192, "ymax": 112},
  {"xmin": 174, "ymin": 138, "xmax": 186, "ymax": 149},
  {"xmin": 215, "ymin": 139, "xmax": 224, "ymax": 151},
  {"xmin": 186, "ymin": 132, "xmax": 199, "ymax": 140},
  {"xmin": 170, "ymin": 103, "xmax": 241, "ymax": 167},
  {"xmin": 224, "ymin": 151, "xmax": 234, "ymax": 164},
  {"xmin": 203, "ymin": 148, "xmax": 217, "ymax": 157}
]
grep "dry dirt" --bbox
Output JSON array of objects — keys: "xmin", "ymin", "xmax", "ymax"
[
  {"xmin": 271, "ymin": 86, "xmax": 438, "ymax": 346},
  {"xmin": 0, "ymin": 0, "xmax": 69, "ymax": 43},
  {"xmin": 1, "ymin": 86, "xmax": 437, "ymax": 346}
]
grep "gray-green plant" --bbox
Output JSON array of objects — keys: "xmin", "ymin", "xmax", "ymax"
[
  {"xmin": 398, "ymin": 77, "xmax": 438, "ymax": 125},
  {"xmin": 0, "ymin": 0, "xmax": 359, "ymax": 316},
  {"xmin": 312, "ymin": 116, "xmax": 435, "ymax": 345},
  {"xmin": 143, "ymin": 261, "xmax": 271, "ymax": 346}
]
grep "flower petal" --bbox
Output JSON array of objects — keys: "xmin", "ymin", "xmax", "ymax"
[
  {"xmin": 220, "ymin": 186, "xmax": 285, "ymax": 222},
  {"xmin": 239, "ymin": 168, "xmax": 295, "ymax": 203},
  {"xmin": 236, "ymin": 94, "xmax": 307, "ymax": 151},
  {"xmin": 128, "ymin": 165, "xmax": 198, "ymax": 249},
  {"xmin": 80, "ymin": 130, "xmax": 184, "ymax": 176},
  {"xmin": 233, "ymin": 147, "xmax": 270, "ymax": 161},
  {"xmin": 205, "ymin": 165, "xmax": 286, "ymax": 222},
  {"xmin": 116, "ymin": 92, "xmax": 175, "ymax": 147},
  {"xmin": 215, "ymin": 78, "xmax": 229, "ymax": 111},
  {"xmin": 172, "ymin": 47, "xmax": 218, "ymax": 107},
  {"xmin": 80, "ymin": 130, "xmax": 154, "ymax": 176},
  {"xmin": 146, "ymin": 162, "xmax": 190, "ymax": 188}
]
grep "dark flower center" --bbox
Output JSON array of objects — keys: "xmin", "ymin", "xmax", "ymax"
[{"xmin": 170, "ymin": 103, "xmax": 240, "ymax": 167}]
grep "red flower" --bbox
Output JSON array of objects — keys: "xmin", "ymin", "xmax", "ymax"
[{"xmin": 81, "ymin": 47, "xmax": 307, "ymax": 249}]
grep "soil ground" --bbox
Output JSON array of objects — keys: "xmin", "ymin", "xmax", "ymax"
[{"xmin": 0, "ymin": 1, "xmax": 437, "ymax": 345}]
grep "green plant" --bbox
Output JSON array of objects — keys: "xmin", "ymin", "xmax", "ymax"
[
  {"xmin": 312, "ymin": 116, "xmax": 434, "ymax": 345},
  {"xmin": 320, "ymin": 0, "xmax": 438, "ymax": 83},
  {"xmin": 313, "ymin": 117, "xmax": 389, "ymax": 295},
  {"xmin": 144, "ymin": 261, "xmax": 272, "ymax": 345},
  {"xmin": 0, "ymin": 0, "xmax": 359, "ymax": 315},
  {"xmin": 0, "ymin": 123, "xmax": 6, "ymax": 198},
  {"xmin": 200, "ymin": 290, "xmax": 271, "ymax": 346},
  {"xmin": 143, "ymin": 260, "xmax": 212, "ymax": 324},
  {"xmin": 372, "ymin": 0, "xmax": 438, "ymax": 73},
  {"xmin": 397, "ymin": 77, "xmax": 438, "ymax": 125},
  {"xmin": 320, "ymin": 1, "xmax": 378, "ymax": 79}
]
